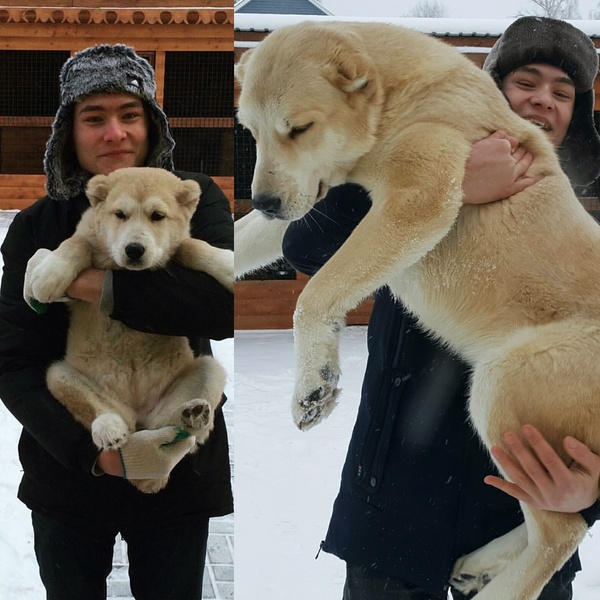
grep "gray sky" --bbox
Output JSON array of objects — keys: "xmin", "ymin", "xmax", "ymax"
[{"xmin": 321, "ymin": 0, "xmax": 600, "ymax": 19}]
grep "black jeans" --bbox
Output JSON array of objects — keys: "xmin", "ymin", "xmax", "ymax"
[
  {"xmin": 32, "ymin": 510, "xmax": 209, "ymax": 600},
  {"xmin": 342, "ymin": 564, "xmax": 575, "ymax": 600}
]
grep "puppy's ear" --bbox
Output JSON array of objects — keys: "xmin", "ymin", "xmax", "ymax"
[
  {"xmin": 324, "ymin": 50, "xmax": 377, "ymax": 95},
  {"xmin": 234, "ymin": 49, "xmax": 254, "ymax": 85},
  {"xmin": 175, "ymin": 179, "xmax": 201, "ymax": 208},
  {"xmin": 86, "ymin": 175, "xmax": 110, "ymax": 207}
]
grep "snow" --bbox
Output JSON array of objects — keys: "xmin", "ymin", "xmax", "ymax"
[
  {"xmin": 234, "ymin": 13, "xmax": 600, "ymax": 37},
  {"xmin": 234, "ymin": 327, "xmax": 600, "ymax": 600}
]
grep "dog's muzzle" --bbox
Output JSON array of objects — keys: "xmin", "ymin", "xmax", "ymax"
[{"xmin": 252, "ymin": 194, "xmax": 281, "ymax": 220}]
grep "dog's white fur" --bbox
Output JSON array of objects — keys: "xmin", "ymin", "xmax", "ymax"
[
  {"xmin": 234, "ymin": 21, "xmax": 600, "ymax": 599},
  {"xmin": 26, "ymin": 167, "xmax": 233, "ymax": 493}
]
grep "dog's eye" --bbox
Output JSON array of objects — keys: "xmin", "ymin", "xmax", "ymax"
[
  {"xmin": 289, "ymin": 123, "xmax": 313, "ymax": 140},
  {"xmin": 151, "ymin": 212, "xmax": 165, "ymax": 222},
  {"xmin": 115, "ymin": 210, "xmax": 127, "ymax": 220}
]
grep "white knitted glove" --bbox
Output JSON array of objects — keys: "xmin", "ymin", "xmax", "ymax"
[{"xmin": 118, "ymin": 426, "xmax": 196, "ymax": 481}]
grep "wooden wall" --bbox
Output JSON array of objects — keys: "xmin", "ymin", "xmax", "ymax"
[{"xmin": 0, "ymin": 3, "xmax": 233, "ymax": 210}]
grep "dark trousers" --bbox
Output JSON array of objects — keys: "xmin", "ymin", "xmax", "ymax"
[
  {"xmin": 342, "ymin": 564, "xmax": 575, "ymax": 600},
  {"xmin": 32, "ymin": 510, "xmax": 209, "ymax": 600}
]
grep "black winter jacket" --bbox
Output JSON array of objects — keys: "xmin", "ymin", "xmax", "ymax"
[
  {"xmin": 283, "ymin": 184, "xmax": 600, "ymax": 599},
  {"xmin": 0, "ymin": 171, "xmax": 233, "ymax": 525}
]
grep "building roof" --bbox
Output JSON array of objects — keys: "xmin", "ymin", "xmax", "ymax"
[{"xmin": 234, "ymin": 0, "xmax": 333, "ymax": 16}]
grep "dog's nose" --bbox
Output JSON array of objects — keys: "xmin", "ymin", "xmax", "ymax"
[
  {"xmin": 252, "ymin": 194, "xmax": 281, "ymax": 219},
  {"xmin": 125, "ymin": 243, "xmax": 145, "ymax": 261}
]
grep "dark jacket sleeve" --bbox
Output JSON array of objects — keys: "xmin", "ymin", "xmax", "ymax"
[
  {"xmin": 283, "ymin": 184, "xmax": 371, "ymax": 276},
  {"xmin": 110, "ymin": 173, "xmax": 233, "ymax": 340},
  {"xmin": 0, "ymin": 209, "xmax": 99, "ymax": 472}
]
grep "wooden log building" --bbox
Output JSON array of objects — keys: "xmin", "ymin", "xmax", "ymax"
[{"xmin": 0, "ymin": 1, "xmax": 234, "ymax": 211}]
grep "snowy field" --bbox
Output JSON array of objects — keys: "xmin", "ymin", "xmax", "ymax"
[{"xmin": 235, "ymin": 327, "xmax": 600, "ymax": 600}]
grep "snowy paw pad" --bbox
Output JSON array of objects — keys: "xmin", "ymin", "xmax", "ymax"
[
  {"xmin": 450, "ymin": 569, "xmax": 491, "ymax": 594},
  {"xmin": 181, "ymin": 400, "xmax": 212, "ymax": 432}
]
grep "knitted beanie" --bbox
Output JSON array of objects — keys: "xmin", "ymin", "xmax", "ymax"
[
  {"xmin": 44, "ymin": 44, "xmax": 175, "ymax": 201},
  {"xmin": 484, "ymin": 17, "xmax": 600, "ymax": 186}
]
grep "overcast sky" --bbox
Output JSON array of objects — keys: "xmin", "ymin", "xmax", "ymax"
[{"xmin": 321, "ymin": 0, "xmax": 600, "ymax": 19}]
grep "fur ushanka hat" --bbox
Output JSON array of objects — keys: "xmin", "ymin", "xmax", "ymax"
[
  {"xmin": 484, "ymin": 16, "xmax": 600, "ymax": 186},
  {"xmin": 44, "ymin": 44, "xmax": 175, "ymax": 201}
]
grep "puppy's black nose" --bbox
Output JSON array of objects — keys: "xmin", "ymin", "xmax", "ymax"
[
  {"xmin": 125, "ymin": 243, "xmax": 145, "ymax": 261},
  {"xmin": 252, "ymin": 194, "xmax": 281, "ymax": 219}
]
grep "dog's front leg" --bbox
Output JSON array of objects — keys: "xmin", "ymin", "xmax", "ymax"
[
  {"xmin": 25, "ymin": 235, "xmax": 94, "ymax": 306},
  {"xmin": 175, "ymin": 239, "xmax": 234, "ymax": 293},
  {"xmin": 290, "ymin": 127, "xmax": 467, "ymax": 429},
  {"xmin": 234, "ymin": 209, "xmax": 289, "ymax": 278}
]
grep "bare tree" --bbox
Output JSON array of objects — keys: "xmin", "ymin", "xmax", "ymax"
[
  {"xmin": 521, "ymin": 0, "xmax": 581, "ymax": 19},
  {"xmin": 405, "ymin": 1, "xmax": 449, "ymax": 18},
  {"xmin": 590, "ymin": 1, "xmax": 600, "ymax": 18}
]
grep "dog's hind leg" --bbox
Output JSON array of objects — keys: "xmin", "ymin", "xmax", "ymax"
[
  {"xmin": 47, "ymin": 361, "xmax": 137, "ymax": 449},
  {"xmin": 452, "ymin": 318, "xmax": 600, "ymax": 598},
  {"xmin": 141, "ymin": 355, "xmax": 227, "ymax": 446}
]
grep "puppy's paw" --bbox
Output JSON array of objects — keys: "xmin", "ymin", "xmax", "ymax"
[
  {"xmin": 29, "ymin": 252, "xmax": 77, "ymax": 304},
  {"xmin": 292, "ymin": 363, "xmax": 340, "ymax": 430},
  {"xmin": 91, "ymin": 413, "xmax": 130, "ymax": 450},
  {"xmin": 179, "ymin": 399, "xmax": 214, "ymax": 444}
]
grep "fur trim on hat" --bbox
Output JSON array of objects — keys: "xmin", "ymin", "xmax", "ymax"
[
  {"xmin": 484, "ymin": 17, "xmax": 600, "ymax": 186},
  {"xmin": 44, "ymin": 44, "xmax": 175, "ymax": 201}
]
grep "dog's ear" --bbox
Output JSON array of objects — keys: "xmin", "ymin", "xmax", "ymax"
[
  {"xmin": 86, "ymin": 175, "xmax": 110, "ymax": 207},
  {"xmin": 324, "ymin": 50, "xmax": 377, "ymax": 95},
  {"xmin": 234, "ymin": 49, "xmax": 254, "ymax": 85},
  {"xmin": 175, "ymin": 179, "xmax": 201, "ymax": 208}
]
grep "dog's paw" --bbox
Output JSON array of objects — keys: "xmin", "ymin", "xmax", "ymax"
[
  {"xmin": 179, "ymin": 399, "xmax": 214, "ymax": 444},
  {"xmin": 292, "ymin": 363, "xmax": 340, "ymax": 430},
  {"xmin": 29, "ymin": 251, "xmax": 77, "ymax": 304},
  {"xmin": 91, "ymin": 413, "xmax": 130, "ymax": 450},
  {"xmin": 450, "ymin": 554, "xmax": 496, "ymax": 595}
]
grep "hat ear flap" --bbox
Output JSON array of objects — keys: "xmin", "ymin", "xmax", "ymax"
[
  {"xmin": 559, "ymin": 90, "xmax": 600, "ymax": 186},
  {"xmin": 86, "ymin": 174, "xmax": 110, "ymax": 206}
]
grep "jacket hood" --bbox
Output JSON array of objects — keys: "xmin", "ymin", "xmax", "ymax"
[{"xmin": 44, "ymin": 44, "xmax": 175, "ymax": 201}]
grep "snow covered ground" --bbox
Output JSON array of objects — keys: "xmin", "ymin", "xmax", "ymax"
[{"xmin": 234, "ymin": 327, "xmax": 600, "ymax": 600}]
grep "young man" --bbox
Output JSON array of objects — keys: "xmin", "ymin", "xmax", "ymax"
[
  {"xmin": 283, "ymin": 17, "xmax": 600, "ymax": 600},
  {"xmin": 0, "ymin": 45, "xmax": 233, "ymax": 599}
]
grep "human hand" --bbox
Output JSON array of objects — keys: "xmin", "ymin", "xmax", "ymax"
[
  {"xmin": 485, "ymin": 424, "xmax": 600, "ymax": 513},
  {"xmin": 97, "ymin": 426, "xmax": 196, "ymax": 480},
  {"xmin": 66, "ymin": 268, "xmax": 105, "ymax": 307},
  {"xmin": 462, "ymin": 131, "xmax": 543, "ymax": 204}
]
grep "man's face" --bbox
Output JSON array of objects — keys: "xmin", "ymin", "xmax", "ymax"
[
  {"xmin": 73, "ymin": 92, "xmax": 149, "ymax": 176},
  {"xmin": 501, "ymin": 63, "xmax": 575, "ymax": 147}
]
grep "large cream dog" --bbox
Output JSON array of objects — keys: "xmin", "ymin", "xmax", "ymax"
[
  {"xmin": 234, "ymin": 20, "xmax": 600, "ymax": 600},
  {"xmin": 25, "ymin": 167, "xmax": 233, "ymax": 493}
]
